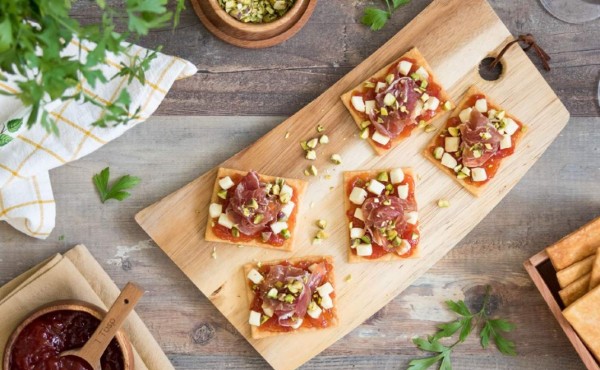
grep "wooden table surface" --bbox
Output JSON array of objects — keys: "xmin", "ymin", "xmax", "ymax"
[{"xmin": 2, "ymin": 0, "xmax": 599, "ymax": 369}]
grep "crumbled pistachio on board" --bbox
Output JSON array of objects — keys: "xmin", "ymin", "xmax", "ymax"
[
  {"xmin": 218, "ymin": 0, "xmax": 296, "ymax": 23},
  {"xmin": 211, "ymin": 246, "xmax": 217, "ymax": 259},
  {"xmin": 437, "ymin": 199, "xmax": 450, "ymax": 208},
  {"xmin": 344, "ymin": 274, "xmax": 352, "ymax": 282},
  {"xmin": 285, "ymin": 131, "xmax": 290, "ymax": 139}
]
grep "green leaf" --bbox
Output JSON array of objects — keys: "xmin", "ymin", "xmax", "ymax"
[
  {"xmin": 412, "ymin": 337, "xmax": 449, "ymax": 353},
  {"xmin": 0, "ymin": 133, "xmax": 13, "ymax": 146},
  {"xmin": 493, "ymin": 333, "xmax": 517, "ymax": 356},
  {"xmin": 439, "ymin": 353, "xmax": 452, "ymax": 370},
  {"xmin": 361, "ymin": 7, "xmax": 389, "ymax": 31},
  {"xmin": 407, "ymin": 354, "xmax": 444, "ymax": 370},
  {"xmin": 93, "ymin": 167, "xmax": 140, "ymax": 203},
  {"xmin": 480, "ymin": 322, "xmax": 491, "ymax": 349},
  {"xmin": 433, "ymin": 320, "xmax": 462, "ymax": 340},
  {"xmin": 6, "ymin": 118, "xmax": 23, "ymax": 133},
  {"xmin": 489, "ymin": 319, "xmax": 516, "ymax": 332},
  {"xmin": 392, "ymin": 0, "xmax": 411, "ymax": 8},
  {"xmin": 445, "ymin": 300, "xmax": 471, "ymax": 317},
  {"xmin": 0, "ymin": 17, "xmax": 13, "ymax": 53},
  {"xmin": 458, "ymin": 317, "xmax": 472, "ymax": 342}
]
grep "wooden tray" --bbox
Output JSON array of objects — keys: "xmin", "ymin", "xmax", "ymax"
[
  {"xmin": 136, "ymin": 0, "xmax": 570, "ymax": 368},
  {"xmin": 524, "ymin": 251, "xmax": 599, "ymax": 370}
]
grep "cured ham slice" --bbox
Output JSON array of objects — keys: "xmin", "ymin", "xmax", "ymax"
[
  {"xmin": 459, "ymin": 110, "xmax": 503, "ymax": 167},
  {"xmin": 369, "ymin": 77, "xmax": 420, "ymax": 138}
]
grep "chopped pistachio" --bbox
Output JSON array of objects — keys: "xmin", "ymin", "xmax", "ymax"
[
  {"xmin": 316, "ymin": 230, "xmax": 328, "ymax": 239},
  {"xmin": 316, "ymin": 124, "xmax": 325, "ymax": 133},
  {"xmin": 260, "ymin": 315, "xmax": 270, "ymax": 325},
  {"xmin": 364, "ymin": 81, "xmax": 376, "ymax": 88},
  {"xmin": 412, "ymin": 232, "xmax": 419, "ymax": 240},
  {"xmin": 281, "ymin": 229, "xmax": 291, "ymax": 239},
  {"xmin": 217, "ymin": 189, "xmax": 228, "ymax": 199},
  {"xmin": 211, "ymin": 246, "xmax": 217, "ymax": 259},
  {"xmin": 420, "ymin": 80, "xmax": 428, "ymax": 89},
  {"xmin": 316, "ymin": 219, "xmax": 327, "ymax": 229},
  {"xmin": 457, "ymin": 172, "xmax": 468, "ymax": 180},
  {"xmin": 359, "ymin": 127, "xmax": 369, "ymax": 139},
  {"xmin": 304, "ymin": 169, "xmax": 310, "ymax": 176},
  {"xmin": 360, "ymin": 235, "xmax": 371, "ymax": 244},
  {"xmin": 485, "ymin": 143, "xmax": 493, "ymax": 150},
  {"xmin": 232, "ymin": 227, "xmax": 240, "ymax": 238},
  {"xmin": 448, "ymin": 127, "xmax": 460, "ymax": 137},
  {"xmin": 360, "ymin": 120, "xmax": 371, "ymax": 129},
  {"xmin": 247, "ymin": 198, "xmax": 258, "ymax": 209},
  {"xmin": 279, "ymin": 192, "xmax": 291, "ymax": 204},
  {"xmin": 307, "ymin": 138, "xmax": 318, "ymax": 149},
  {"xmin": 284, "ymin": 294, "xmax": 295, "ymax": 303},
  {"xmin": 312, "ymin": 237, "xmax": 322, "ymax": 245},
  {"xmin": 438, "ymin": 199, "xmax": 450, "ymax": 208},
  {"xmin": 377, "ymin": 171, "xmax": 389, "ymax": 182},
  {"xmin": 385, "ymin": 73, "xmax": 395, "ymax": 84},
  {"xmin": 331, "ymin": 154, "xmax": 342, "ymax": 165},
  {"xmin": 433, "ymin": 146, "xmax": 444, "ymax": 160},
  {"xmin": 473, "ymin": 149, "xmax": 482, "ymax": 159},
  {"xmin": 267, "ymin": 288, "xmax": 278, "ymax": 299},
  {"xmin": 453, "ymin": 164, "xmax": 463, "ymax": 173},
  {"xmin": 309, "ymin": 165, "xmax": 318, "ymax": 176},
  {"xmin": 344, "ymin": 274, "xmax": 352, "ymax": 282},
  {"xmin": 380, "ymin": 107, "xmax": 389, "ymax": 116},
  {"xmin": 306, "ymin": 150, "xmax": 317, "ymax": 160},
  {"xmin": 300, "ymin": 140, "xmax": 309, "ymax": 150},
  {"xmin": 218, "ymin": 0, "xmax": 295, "ymax": 23},
  {"xmin": 443, "ymin": 101, "xmax": 452, "ymax": 111},
  {"xmin": 285, "ymin": 131, "xmax": 290, "ymax": 139},
  {"xmin": 383, "ymin": 199, "xmax": 392, "ymax": 206},
  {"xmin": 521, "ymin": 126, "xmax": 528, "ymax": 133},
  {"xmin": 424, "ymin": 124, "xmax": 436, "ymax": 133},
  {"xmin": 272, "ymin": 184, "xmax": 281, "ymax": 195},
  {"xmin": 392, "ymin": 236, "xmax": 402, "ymax": 246},
  {"xmin": 387, "ymin": 229, "xmax": 398, "ymax": 240},
  {"xmin": 410, "ymin": 72, "xmax": 421, "ymax": 81},
  {"xmin": 319, "ymin": 134, "xmax": 329, "ymax": 144},
  {"xmin": 418, "ymin": 120, "xmax": 427, "ymax": 129}
]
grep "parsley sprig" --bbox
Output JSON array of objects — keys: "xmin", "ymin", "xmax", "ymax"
[
  {"xmin": 408, "ymin": 286, "xmax": 516, "ymax": 370},
  {"xmin": 93, "ymin": 167, "xmax": 141, "ymax": 203},
  {"xmin": 0, "ymin": 0, "xmax": 184, "ymax": 133},
  {"xmin": 361, "ymin": 0, "xmax": 411, "ymax": 31}
]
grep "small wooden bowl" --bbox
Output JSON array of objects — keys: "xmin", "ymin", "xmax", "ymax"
[
  {"xmin": 3, "ymin": 300, "xmax": 134, "ymax": 370},
  {"xmin": 191, "ymin": 0, "xmax": 318, "ymax": 48}
]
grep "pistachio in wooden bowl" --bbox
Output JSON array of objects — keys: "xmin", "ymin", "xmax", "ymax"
[{"xmin": 218, "ymin": 0, "xmax": 296, "ymax": 23}]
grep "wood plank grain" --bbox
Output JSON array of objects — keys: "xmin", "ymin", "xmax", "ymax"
[
  {"xmin": 133, "ymin": 1, "xmax": 571, "ymax": 368},
  {"xmin": 69, "ymin": 0, "xmax": 600, "ymax": 118},
  {"xmin": 0, "ymin": 115, "xmax": 597, "ymax": 369}
]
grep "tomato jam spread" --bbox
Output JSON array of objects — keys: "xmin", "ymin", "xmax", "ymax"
[{"xmin": 9, "ymin": 310, "xmax": 124, "ymax": 370}]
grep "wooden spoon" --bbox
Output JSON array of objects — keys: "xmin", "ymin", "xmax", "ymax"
[{"xmin": 60, "ymin": 282, "xmax": 144, "ymax": 370}]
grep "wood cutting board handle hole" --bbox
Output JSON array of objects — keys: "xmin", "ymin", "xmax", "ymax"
[{"xmin": 479, "ymin": 56, "xmax": 504, "ymax": 81}]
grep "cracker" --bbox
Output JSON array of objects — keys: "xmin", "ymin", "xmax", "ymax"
[
  {"xmin": 559, "ymin": 273, "xmax": 591, "ymax": 307},
  {"xmin": 423, "ymin": 86, "xmax": 526, "ymax": 197},
  {"xmin": 563, "ymin": 285, "xmax": 600, "ymax": 362},
  {"xmin": 205, "ymin": 168, "xmax": 307, "ymax": 251},
  {"xmin": 343, "ymin": 168, "xmax": 420, "ymax": 263},
  {"xmin": 556, "ymin": 254, "xmax": 595, "ymax": 289},
  {"xmin": 243, "ymin": 256, "xmax": 338, "ymax": 339},
  {"xmin": 546, "ymin": 217, "xmax": 600, "ymax": 271},
  {"xmin": 588, "ymin": 253, "xmax": 600, "ymax": 291},
  {"xmin": 341, "ymin": 47, "xmax": 452, "ymax": 156}
]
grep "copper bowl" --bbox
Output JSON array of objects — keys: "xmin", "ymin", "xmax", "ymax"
[
  {"xmin": 191, "ymin": 0, "xmax": 318, "ymax": 48},
  {"xmin": 3, "ymin": 300, "xmax": 134, "ymax": 370}
]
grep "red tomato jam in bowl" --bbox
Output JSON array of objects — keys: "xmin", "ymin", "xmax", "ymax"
[{"xmin": 9, "ymin": 310, "xmax": 124, "ymax": 370}]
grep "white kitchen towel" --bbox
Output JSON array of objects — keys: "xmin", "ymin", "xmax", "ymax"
[{"xmin": 0, "ymin": 39, "xmax": 197, "ymax": 239}]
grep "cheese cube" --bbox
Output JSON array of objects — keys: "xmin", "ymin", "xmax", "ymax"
[
  {"xmin": 406, "ymin": 211, "xmax": 418, "ymax": 225},
  {"xmin": 307, "ymin": 302, "xmax": 323, "ymax": 319},
  {"xmin": 219, "ymin": 176, "xmax": 235, "ymax": 190},
  {"xmin": 471, "ymin": 167, "xmax": 487, "ymax": 182},
  {"xmin": 445, "ymin": 136, "xmax": 460, "ymax": 153},
  {"xmin": 356, "ymin": 244, "xmax": 373, "ymax": 256},
  {"xmin": 365, "ymin": 100, "xmax": 376, "ymax": 115},
  {"xmin": 397, "ymin": 184, "xmax": 409, "ymax": 200},
  {"xmin": 475, "ymin": 98, "xmax": 488, "ymax": 112},
  {"xmin": 247, "ymin": 268, "xmax": 264, "ymax": 284},
  {"xmin": 350, "ymin": 228, "xmax": 365, "ymax": 239},
  {"xmin": 504, "ymin": 118, "xmax": 519, "ymax": 135},
  {"xmin": 351, "ymin": 96, "xmax": 366, "ymax": 112},
  {"xmin": 459, "ymin": 108, "xmax": 472, "ymax": 123},
  {"xmin": 390, "ymin": 168, "xmax": 405, "ymax": 184},
  {"xmin": 425, "ymin": 96, "xmax": 440, "ymax": 111},
  {"xmin": 317, "ymin": 282, "xmax": 334, "ymax": 297},
  {"xmin": 500, "ymin": 134, "xmax": 512, "ymax": 150},
  {"xmin": 209, "ymin": 203, "xmax": 222, "ymax": 219},
  {"xmin": 367, "ymin": 179, "xmax": 385, "ymax": 195},
  {"xmin": 398, "ymin": 60, "xmax": 413, "ymax": 76},
  {"xmin": 280, "ymin": 184, "xmax": 293, "ymax": 198},
  {"xmin": 415, "ymin": 66, "xmax": 429, "ymax": 80},
  {"xmin": 398, "ymin": 239, "xmax": 411, "ymax": 255},
  {"xmin": 320, "ymin": 295, "xmax": 334, "ymax": 310},
  {"xmin": 349, "ymin": 187, "xmax": 368, "ymax": 205},
  {"xmin": 375, "ymin": 82, "xmax": 386, "ymax": 93},
  {"xmin": 441, "ymin": 152, "xmax": 458, "ymax": 168},
  {"xmin": 372, "ymin": 131, "xmax": 390, "ymax": 145},
  {"xmin": 353, "ymin": 208, "xmax": 365, "ymax": 221},
  {"xmin": 218, "ymin": 213, "xmax": 235, "ymax": 229},
  {"xmin": 290, "ymin": 318, "xmax": 303, "ymax": 329},
  {"xmin": 270, "ymin": 221, "xmax": 288, "ymax": 234},
  {"xmin": 280, "ymin": 201, "xmax": 295, "ymax": 218},
  {"xmin": 249, "ymin": 310, "xmax": 262, "ymax": 326}
]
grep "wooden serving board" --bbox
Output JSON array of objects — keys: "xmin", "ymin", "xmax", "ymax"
[{"xmin": 135, "ymin": 0, "xmax": 569, "ymax": 368}]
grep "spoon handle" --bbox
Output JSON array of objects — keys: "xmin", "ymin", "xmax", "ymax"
[{"xmin": 79, "ymin": 283, "xmax": 144, "ymax": 366}]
